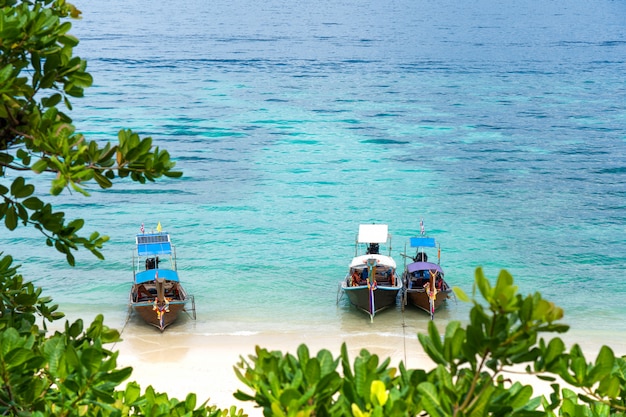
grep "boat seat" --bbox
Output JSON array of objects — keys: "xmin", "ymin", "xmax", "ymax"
[
  {"xmin": 410, "ymin": 278, "xmax": 428, "ymax": 289},
  {"xmin": 135, "ymin": 284, "xmax": 153, "ymax": 300}
]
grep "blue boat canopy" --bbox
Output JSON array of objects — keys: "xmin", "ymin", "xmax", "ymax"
[
  {"xmin": 410, "ymin": 237, "xmax": 436, "ymax": 248},
  {"xmin": 135, "ymin": 268, "xmax": 180, "ymax": 284},
  {"xmin": 136, "ymin": 233, "xmax": 172, "ymax": 256}
]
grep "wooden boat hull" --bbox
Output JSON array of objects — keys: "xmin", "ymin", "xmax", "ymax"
[
  {"xmin": 341, "ymin": 225, "xmax": 401, "ymax": 321},
  {"xmin": 129, "ymin": 277, "xmax": 189, "ymax": 331},
  {"xmin": 401, "ymin": 262, "xmax": 451, "ymax": 318},
  {"xmin": 402, "ymin": 229, "xmax": 451, "ymax": 319},
  {"xmin": 131, "ymin": 300, "xmax": 188, "ymax": 330},
  {"xmin": 404, "ymin": 288, "xmax": 451, "ymax": 313},
  {"xmin": 131, "ymin": 229, "xmax": 195, "ymax": 331},
  {"xmin": 342, "ymin": 283, "xmax": 402, "ymax": 317}
]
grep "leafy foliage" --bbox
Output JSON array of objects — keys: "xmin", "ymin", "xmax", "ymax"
[
  {"xmin": 1, "ymin": 1, "xmax": 243, "ymax": 415},
  {"xmin": 234, "ymin": 268, "xmax": 626, "ymax": 416},
  {"xmin": 1, "ymin": 0, "xmax": 182, "ymax": 266},
  {"xmin": 0, "ymin": 253, "xmax": 245, "ymax": 416}
]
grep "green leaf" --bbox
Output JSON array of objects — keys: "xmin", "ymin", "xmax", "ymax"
[
  {"xmin": 5, "ymin": 206, "xmax": 17, "ymax": 230},
  {"xmin": 124, "ymin": 382, "xmax": 142, "ymax": 404},
  {"xmin": 180, "ymin": 392, "xmax": 197, "ymax": 411},
  {"xmin": 475, "ymin": 267, "xmax": 492, "ymax": 301},
  {"xmin": 467, "ymin": 383, "xmax": 495, "ymax": 417},
  {"xmin": 588, "ymin": 345, "xmax": 614, "ymax": 385},
  {"xmin": 297, "ymin": 343, "xmax": 310, "ymax": 365},
  {"xmin": 453, "ymin": 286, "xmax": 469, "ymax": 302},
  {"xmin": 597, "ymin": 375, "xmax": 620, "ymax": 398},
  {"xmin": 340, "ymin": 343, "xmax": 354, "ymax": 380},
  {"xmin": 102, "ymin": 367, "xmax": 133, "ymax": 384},
  {"xmin": 59, "ymin": 33, "xmax": 80, "ymax": 47},
  {"xmin": 10, "ymin": 176, "xmax": 25, "ymax": 195},
  {"xmin": 427, "ymin": 320, "xmax": 444, "ymax": 352},
  {"xmin": 304, "ymin": 357, "xmax": 321, "ymax": 383},
  {"xmin": 278, "ymin": 388, "xmax": 301, "ymax": 407},
  {"xmin": 43, "ymin": 336, "xmax": 66, "ymax": 377},
  {"xmin": 5, "ymin": 347, "xmax": 35, "ymax": 367},
  {"xmin": 418, "ymin": 331, "xmax": 446, "ymax": 365},
  {"xmin": 0, "ymin": 64, "xmax": 13, "ymax": 84},
  {"xmin": 66, "ymin": 217, "xmax": 85, "ymax": 232},
  {"xmin": 270, "ymin": 402, "xmax": 287, "ymax": 417},
  {"xmin": 91, "ymin": 386, "xmax": 116, "ymax": 404},
  {"xmin": 353, "ymin": 357, "xmax": 370, "ymax": 398},
  {"xmin": 31, "ymin": 158, "xmax": 49, "ymax": 173},
  {"xmin": 42, "ymin": 93, "xmax": 62, "ymax": 108},
  {"xmin": 22, "ymin": 197, "xmax": 44, "ymax": 210},
  {"xmin": 443, "ymin": 322, "xmax": 464, "ymax": 363},
  {"xmin": 64, "ymin": 345, "xmax": 80, "ymax": 370},
  {"xmin": 13, "ymin": 182, "xmax": 35, "ymax": 199},
  {"xmin": 569, "ymin": 356, "xmax": 588, "ymax": 385},
  {"xmin": 69, "ymin": 71, "xmax": 93, "ymax": 87},
  {"xmin": 0, "ymin": 153, "xmax": 14, "ymax": 169},
  {"xmin": 417, "ymin": 382, "xmax": 447, "ymax": 417},
  {"xmin": 507, "ymin": 383, "xmax": 533, "ymax": 411},
  {"xmin": 542, "ymin": 337, "xmax": 566, "ymax": 371},
  {"xmin": 93, "ymin": 170, "xmax": 113, "ymax": 188}
]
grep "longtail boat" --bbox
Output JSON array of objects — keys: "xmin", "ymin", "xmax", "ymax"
[
  {"xmin": 129, "ymin": 222, "xmax": 195, "ymax": 331},
  {"xmin": 401, "ymin": 220, "xmax": 451, "ymax": 319},
  {"xmin": 339, "ymin": 224, "xmax": 402, "ymax": 322}
]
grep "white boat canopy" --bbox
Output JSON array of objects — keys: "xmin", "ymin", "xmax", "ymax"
[
  {"xmin": 358, "ymin": 224, "xmax": 389, "ymax": 243},
  {"xmin": 350, "ymin": 254, "xmax": 397, "ymax": 268}
]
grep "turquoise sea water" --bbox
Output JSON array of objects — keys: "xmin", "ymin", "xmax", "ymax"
[{"xmin": 7, "ymin": 0, "xmax": 626, "ymax": 345}]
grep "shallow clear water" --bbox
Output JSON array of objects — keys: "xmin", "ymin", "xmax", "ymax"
[{"xmin": 7, "ymin": 0, "xmax": 626, "ymax": 344}]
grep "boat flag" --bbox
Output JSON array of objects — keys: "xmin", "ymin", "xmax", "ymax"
[
  {"xmin": 140, "ymin": 223, "xmax": 144, "ymax": 234},
  {"xmin": 156, "ymin": 222, "xmax": 162, "ymax": 232},
  {"xmin": 420, "ymin": 218, "xmax": 425, "ymax": 235}
]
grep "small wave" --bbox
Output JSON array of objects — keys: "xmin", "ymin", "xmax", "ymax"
[{"xmin": 199, "ymin": 331, "xmax": 260, "ymax": 336}]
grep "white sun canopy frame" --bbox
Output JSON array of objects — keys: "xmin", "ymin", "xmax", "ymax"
[{"xmin": 357, "ymin": 224, "xmax": 389, "ymax": 243}]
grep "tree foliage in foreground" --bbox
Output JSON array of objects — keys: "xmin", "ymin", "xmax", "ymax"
[
  {"xmin": 1, "ymin": 0, "xmax": 181, "ymax": 266},
  {"xmin": 1, "ymin": 0, "xmax": 241, "ymax": 415},
  {"xmin": 0, "ymin": 253, "xmax": 246, "ymax": 416},
  {"xmin": 234, "ymin": 268, "xmax": 626, "ymax": 417}
]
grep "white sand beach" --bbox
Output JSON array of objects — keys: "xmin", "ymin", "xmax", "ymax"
[
  {"xmin": 112, "ymin": 326, "xmax": 626, "ymax": 416},
  {"xmin": 113, "ymin": 329, "xmax": 431, "ymax": 415}
]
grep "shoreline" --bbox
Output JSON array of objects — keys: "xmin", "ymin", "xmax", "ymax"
[
  {"xmin": 44, "ymin": 304, "xmax": 626, "ymax": 414},
  {"xmin": 112, "ymin": 326, "xmax": 626, "ymax": 416},
  {"xmin": 113, "ymin": 330, "xmax": 432, "ymax": 415}
]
